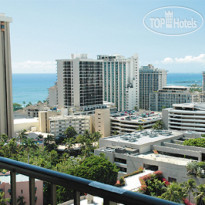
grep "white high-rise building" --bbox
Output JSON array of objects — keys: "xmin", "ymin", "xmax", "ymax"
[
  {"xmin": 57, "ymin": 54, "xmax": 104, "ymax": 111},
  {"xmin": 0, "ymin": 14, "xmax": 13, "ymax": 137},
  {"xmin": 139, "ymin": 64, "xmax": 167, "ymax": 110},
  {"xmin": 98, "ymin": 54, "xmax": 139, "ymax": 111}
]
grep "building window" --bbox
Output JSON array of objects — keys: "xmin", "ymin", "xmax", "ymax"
[
  {"xmin": 168, "ymin": 177, "xmax": 177, "ymax": 182},
  {"xmin": 114, "ymin": 157, "xmax": 126, "ymax": 164}
]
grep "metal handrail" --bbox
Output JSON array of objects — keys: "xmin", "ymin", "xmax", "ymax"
[{"xmin": 0, "ymin": 156, "xmax": 181, "ymax": 205}]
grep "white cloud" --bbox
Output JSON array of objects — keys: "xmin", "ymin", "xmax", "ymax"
[
  {"xmin": 161, "ymin": 54, "xmax": 205, "ymax": 64},
  {"xmin": 161, "ymin": 57, "xmax": 173, "ymax": 64},
  {"xmin": 12, "ymin": 60, "xmax": 56, "ymax": 73}
]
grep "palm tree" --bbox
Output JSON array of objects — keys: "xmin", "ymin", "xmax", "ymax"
[
  {"xmin": 22, "ymin": 138, "xmax": 38, "ymax": 163},
  {"xmin": 160, "ymin": 182, "xmax": 187, "ymax": 203},
  {"xmin": 183, "ymin": 178, "xmax": 196, "ymax": 203},
  {"xmin": 152, "ymin": 120, "xmax": 163, "ymax": 130},
  {"xmin": 194, "ymin": 184, "xmax": 205, "ymax": 205},
  {"xmin": 17, "ymin": 196, "xmax": 26, "ymax": 205},
  {"xmin": 186, "ymin": 161, "xmax": 198, "ymax": 176},
  {"xmin": 137, "ymin": 125, "xmax": 144, "ymax": 131},
  {"xmin": 18, "ymin": 129, "xmax": 28, "ymax": 144}
]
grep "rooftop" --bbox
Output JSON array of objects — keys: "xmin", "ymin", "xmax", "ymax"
[
  {"xmin": 173, "ymin": 103, "xmax": 205, "ymax": 110},
  {"xmin": 101, "ymin": 130, "xmax": 182, "ymax": 146},
  {"xmin": 49, "ymin": 115, "xmax": 90, "ymax": 121},
  {"xmin": 14, "ymin": 118, "xmax": 39, "ymax": 124},
  {"xmin": 137, "ymin": 153, "xmax": 194, "ymax": 166},
  {"xmin": 111, "ymin": 111, "xmax": 161, "ymax": 124},
  {"xmin": 0, "ymin": 13, "xmax": 12, "ymax": 22}
]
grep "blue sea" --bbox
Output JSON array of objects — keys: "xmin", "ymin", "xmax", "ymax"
[
  {"xmin": 12, "ymin": 73, "xmax": 203, "ymax": 105},
  {"xmin": 12, "ymin": 74, "xmax": 57, "ymax": 104}
]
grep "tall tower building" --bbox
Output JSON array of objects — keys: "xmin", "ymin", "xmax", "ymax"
[
  {"xmin": 139, "ymin": 64, "xmax": 167, "ymax": 110},
  {"xmin": 98, "ymin": 54, "xmax": 139, "ymax": 111},
  {"xmin": 57, "ymin": 54, "xmax": 104, "ymax": 111},
  {"xmin": 0, "ymin": 14, "xmax": 13, "ymax": 137}
]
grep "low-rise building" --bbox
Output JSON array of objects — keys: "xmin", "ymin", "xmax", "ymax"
[
  {"xmin": 162, "ymin": 103, "xmax": 205, "ymax": 134},
  {"xmin": 150, "ymin": 86, "xmax": 199, "ymax": 111},
  {"xmin": 14, "ymin": 118, "xmax": 39, "ymax": 136},
  {"xmin": 95, "ymin": 130, "xmax": 202, "ymax": 183},
  {"xmin": 111, "ymin": 111, "xmax": 161, "ymax": 134},
  {"xmin": 49, "ymin": 115, "xmax": 91, "ymax": 137}
]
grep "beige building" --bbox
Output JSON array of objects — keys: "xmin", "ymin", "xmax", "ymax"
[
  {"xmin": 94, "ymin": 109, "xmax": 110, "ymax": 137},
  {"xmin": 0, "ymin": 14, "xmax": 13, "ymax": 138},
  {"xmin": 39, "ymin": 110, "xmax": 60, "ymax": 133},
  {"xmin": 49, "ymin": 115, "xmax": 91, "ymax": 137},
  {"xmin": 48, "ymin": 83, "xmax": 58, "ymax": 107}
]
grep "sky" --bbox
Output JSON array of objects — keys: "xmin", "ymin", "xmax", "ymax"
[{"xmin": 0, "ymin": 0, "xmax": 205, "ymax": 73}]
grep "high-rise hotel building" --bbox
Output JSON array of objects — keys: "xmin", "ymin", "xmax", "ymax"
[
  {"xmin": 57, "ymin": 54, "xmax": 104, "ymax": 111},
  {"xmin": 0, "ymin": 14, "xmax": 13, "ymax": 137},
  {"xmin": 139, "ymin": 64, "xmax": 167, "ymax": 110},
  {"xmin": 98, "ymin": 54, "xmax": 139, "ymax": 111}
]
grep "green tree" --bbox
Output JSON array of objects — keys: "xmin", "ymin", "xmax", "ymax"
[
  {"xmin": 17, "ymin": 196, "xmax": 26, "ymax": 205},
  {"xmin": 44, "ymin": 135, "xmax": 57, "ymax": 152},
  {"xmin": 159, "ymin": 182, "xmax": 187, "ymax": 203},
  {"xmin": 152, "ymin": 120, "xmax": 163, "ymax": 130},
  {"xmin": 22, "ymin": 138, "xmax": 39, "ymax": 163},
  {"xmin": 186, "ymin": 161, "xmax": 199, "ymax": 176},
  {"xmin": 134, "ymin": 106, "xmax": 138, "ymax": 111},
  {"xmin": 18, "ymin": 129, "xmax": 28, "ymax": 144},
  {"xmin": 0, "ymin": 192, "xmax": 10, "ymax": 205},
  {"xmin": 26, "ymin": 102, "xmax": 32, "ymax": 107},
  {"xmin": 0, "ymin": 134, "xmax": 9, "ymax": 145},
  {"xmin": 64, "ymin": 126, "xmax": 77, "ymax": 140},
  {"xmin": 183, "ymin": 178, "xmax": 196, "ymax": 203},
  {"xmin": 22, "ymin": 101, "xmax": 26, "ymax": 108},
  {"xmin": 69, "ymin": 154, "xmax": 118, "ymax": 185},
  {"xmin": 13, "ymin": 103, "xmax": 23, "ymax": 111},
  {"xmin": 194, "ymin": 184, "xmax": 205, "ymax": 205},
  {"xmin": 76, "ymin": 131, "xmax": 101, "ymax": 157},
  {"xmin": 137, "ymin": 125, "xmax": 144, "ymax": 131}
]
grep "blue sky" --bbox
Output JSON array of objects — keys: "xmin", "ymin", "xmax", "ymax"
[{"xmin": 0, "ymin": 0, "xmax": 205, "ymax": 73}]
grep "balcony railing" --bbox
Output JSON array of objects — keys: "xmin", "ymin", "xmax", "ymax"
[{"xmin": 0, "ymin": 156, "xmax": 180, "ymax": 205}]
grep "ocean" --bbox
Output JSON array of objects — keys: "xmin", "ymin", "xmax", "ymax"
[{"xmin": 12, "ymin": 73, "xmax": 203, "ymax": 105}]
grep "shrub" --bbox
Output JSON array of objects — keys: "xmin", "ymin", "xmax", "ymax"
[{"xmin": 183, "ymin": 138, "xmax": 205, "ymax": 148}]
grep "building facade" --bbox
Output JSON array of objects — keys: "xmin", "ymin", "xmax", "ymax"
[
  {"xmin": 98, "ymin": 54, "xmax": 139, "ymax": 111},
  {"xmin": 139, "ymin": 64, "xmax": 167, "ymax": 110},
  {"xmin": 150, "ymin": 86, "xmax": 198, "ymax": 111},
  {"xmin": 111, "ymin": 111, "xmax": 161, "ymax": 134},
  {"xmin": 95, "ymin": 130, "xmax": 201, "ymax": 183},
  {"xmin": 48, "ymin": 82, "xmax": 58, "ymax": 107},
  {"xmin": 57, "ymin": 54, "xmax": 103, "ymax": 111},
  {"xmin": 49, "ymin": 115, "xmax": 91, "ymax": 137},
  {"xmin": 94, "ymin": 109, "xmax": 110, "ymax": 137},
  {"xmin": 0, "ymin": 14, "xmax": 13, "ymax": 137},
  {"xmin": 162, "ymin": 103, "xmax": 205, "ymax": 134}
]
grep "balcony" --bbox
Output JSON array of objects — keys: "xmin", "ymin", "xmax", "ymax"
[{"xmin": 0, "ymin": 157, "xmax": 179, "ymax": 205}]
